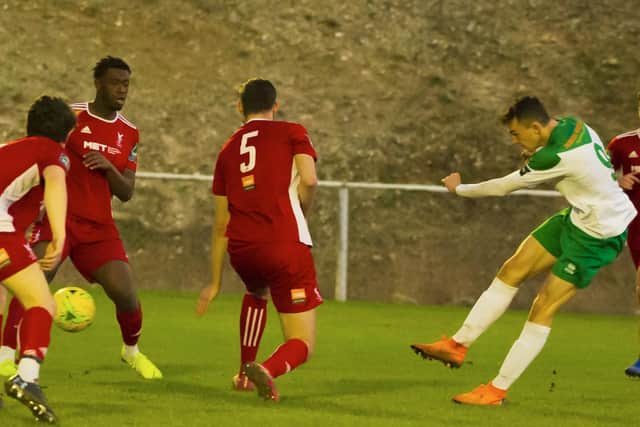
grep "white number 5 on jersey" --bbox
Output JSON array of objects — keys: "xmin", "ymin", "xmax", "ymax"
[{"xmin": 240, "ymin": 131, "xmax": 258, "ymax": 173}]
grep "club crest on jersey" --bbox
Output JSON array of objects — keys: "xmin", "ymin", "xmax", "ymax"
[
  {"xmin": 290, "ymin": 288, "xmax": 307, "ymax": 304},
  {"xmin": 116, "ymin": 132, "xmax": 124, "ymax": 148},
  {"xmin": 241, "ymin": 174, "xmax": 255, "ymax": 191},
  {"xmin": 0, "ymin": 248, "xmax": 11, "ymax": 269}
]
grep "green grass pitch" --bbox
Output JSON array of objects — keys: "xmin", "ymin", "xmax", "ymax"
[{"xmin": 1, "ymin": 289, "xmax": 638, "ymax": 426}]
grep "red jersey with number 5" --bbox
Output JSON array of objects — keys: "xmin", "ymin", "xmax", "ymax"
[
  {"xmin": 607, "ymin": 129, "xmax": 640, "ymax": 208},
  {"xmin": 65, "ymin": 102, "xmax": 139, "ymax": 224},
  {"xmin": 0, "ymin": 136, "xmax": 70, "ymax": 234},
  {"xmin": 212, "ymin": 119, "xmax": 317, "ymax": 245}
]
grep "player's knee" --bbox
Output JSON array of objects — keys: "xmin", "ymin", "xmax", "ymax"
[{"xmin": 497, "ymin": 257, "xmax": 529, "ymax": 284}]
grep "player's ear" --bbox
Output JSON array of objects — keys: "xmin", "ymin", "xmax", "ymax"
[
  {"xmin": 272, "ymin": 101, "xmax": 279, "ymax": 114},
  {"xmin": 530, "ymin": 121, "xmax": 543, "ymax": 135},
  {"xmin": 236, "ymin": 100, "xmax": 243, "ymax": 115}
]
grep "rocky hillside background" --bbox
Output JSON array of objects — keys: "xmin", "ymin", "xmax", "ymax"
[{"xmin": 1, "ymin": 0, "xmax": 639, "ymax": 313}]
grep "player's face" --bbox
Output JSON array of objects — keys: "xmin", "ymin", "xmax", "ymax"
[
  {"xmin": 507, "ymin": 118, "xmax": 544, "ymax": 152},
  {"xmin": 96, "ymin": 68, "xmax": 130, "ymax": 111}
]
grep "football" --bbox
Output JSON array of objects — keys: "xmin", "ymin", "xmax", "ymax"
[{"xmin": 53, "ymin": 286, "xmax": 96, "ymax": 332}]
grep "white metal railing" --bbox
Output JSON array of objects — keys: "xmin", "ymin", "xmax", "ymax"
[{"xmin": 136, "ymin": 171, "xmax": 562, "ymax": 301}]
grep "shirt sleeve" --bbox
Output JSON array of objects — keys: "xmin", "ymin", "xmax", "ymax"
[
  {"xmin": 456, "ymin": 159, "xmax": 567, "ymax": 198},
  {"xmin": 212, "ymin": 152, "xmax": 226, "ymax": 196},
  {"xmin": 606, "ymin": 137, "xmax": 621, "ymax": 171},
  {"xmin": 40, "ymin": 141, "xmax": 70, "ymax": 174},
  {"xmin": 126, "ymin": 144, "xmax": 138, "ymax": 171},
  {"xmin": 125, "ymin": 130, "xmax": 139, "ymax": 171},
  {"xmin": 290, "ymin": 124, "xmax": 317, "ymax": 160}
]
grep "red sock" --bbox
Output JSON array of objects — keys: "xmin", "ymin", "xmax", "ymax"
[
  {"xmin": 262, "ymin": 338, "xmax": 309, "ymax": 379},
  {"xmin": 19, "ymin": 307, "xmax": 52, "ymax": 361},
  {"xmin": 239, "ymin": 294, "xmax": 267, "ymax": 368},
  {"xmin": 3, "ymin": 297, "xmax": 24, "ymax": 350},
  {"xmin": 116, "ymin": 303, "xmax": 142, "ymax": 346}
]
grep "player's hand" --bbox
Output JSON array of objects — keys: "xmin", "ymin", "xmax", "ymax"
[
  {"xmin": 196, "ymin": 283, "xmax": 221, "ymax": 317},
  {"xmin": 83, "ymin": 151, "xmax": 114, "ymax": 171},
  {"xmin": 618, "ymin": 172, "xmax": 640, "ymax": 190},
  {"xmin": 38, "ymin": 239, "xmax": 63, "ymax": 271},
  {"xmin": 441, "ymin": 172, "xmax": 462, "ymax": 193}
]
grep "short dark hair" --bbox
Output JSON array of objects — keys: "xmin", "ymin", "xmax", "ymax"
[
  {"xmin": 238, "ymin": 78, "xmax": 277, "ymax": 115},
  {"xmin": 27, "ymin": 96, "xmax": 76, "ymax": 142},
  {"xmin": 501, "ymin": 96, "xmax": 551, "ymax": 126},
  {"xmin": 93, "ymin": 56, "xmax": 131, "ymax": 79}
]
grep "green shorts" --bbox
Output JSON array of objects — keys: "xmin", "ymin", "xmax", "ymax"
[{"xmin": 531, "ymin": 208, "xmax": 627, "ymax": 289}]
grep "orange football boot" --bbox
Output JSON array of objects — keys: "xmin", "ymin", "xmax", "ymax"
[
  {"xmin": 411, "ymin": 336, "xmax": 468, "ymax": 368},
  {"xmin": 452, "ymin": 383, "xmax": 507, "ymax": 406}
]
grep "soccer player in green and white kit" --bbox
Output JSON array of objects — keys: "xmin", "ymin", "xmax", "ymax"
[{"xmin": 411, "ymin": 96, "xmax": 637, "ymax": 405}]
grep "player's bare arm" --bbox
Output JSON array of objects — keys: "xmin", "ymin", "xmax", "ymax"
[
  {"xmin": 294, "ymin": 153, "xmax": 318, "ymax": 216},
  {"xmin": 82, "ymin": 151, "xmax": 135, "ymax": 201},
  {"xmin": 40, "ymin": 165, "xmax": 67, "ymax": 272},
  {"xmin": 196, "ymin": 195, "xmax": 230, "ymax": 316},
  {"xmin": 441, "ymin": 172, "xmax": 462, "ymax": 193}
]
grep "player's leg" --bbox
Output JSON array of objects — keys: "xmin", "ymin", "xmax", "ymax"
[
  {"xmin": 625, "ymin": 244, "xmax": 640, "ymax": 377},
  {"xmin": 240, "ymin": 242, "xmax": 322, "ymax": 401},
  {"xmin": 0, "ymin": 239, "xmax": 61, "ymax": 377},
  {"xmin": 244, "ymin": 308, "xmax": 317, "ymax": 402},
  {"xmin": 453, "ymin": 274, "xmax": 576, "ymax": 406},
  {"xmin": 1, "ymin": 263, "xmax": 57, "ymax": 423},
  {"xmin": 454, "ymin": 223, "xmax": 625, "ymax": 405},
  {"xmin": 411, "ymin": 233, "xmax": 556, "ymax": 367},
  {"xmin": 234, "ymin": 287, "xmax": 268, "ymax": 391},
  {"xmin": 90, "ymin": 259, "xmax": 162, "ymax": 379}
]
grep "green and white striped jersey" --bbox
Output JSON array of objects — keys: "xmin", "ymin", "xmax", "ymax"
[{"xmin": 456, "ymin": 117, "xmax": 636, "ymax": 238}]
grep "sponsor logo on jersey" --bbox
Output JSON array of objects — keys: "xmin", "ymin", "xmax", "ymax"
[
  {"xmin": 519, "ymin": 164, "xmax": 531, "ymax": 176},
  {"xmin": 632, "ymin": 165, "xmax": 640, "ymax": 173},
  {"xmin": 80, "ymin": 126, "xmax": 92, "ymax": 134},
  {"xmin": 83, "ymin": 140, "xmax": 122, "ymax": 155},
  {"xmin": 563, "ymin": 262, "xmax": 576, "ymax": 275},
  {"xmin": 629, "ymin": 150, "xmax": 639, "ymax": 158},
  {"xmin": 116, "ymin": 132, "xmax": 124, "ymax": 148},
  {"xmin": 58, "ymin": 153, "xmax": 71, "ymax": 171},
  {"xmin": 241, "ymin": 174, "xmax": 255, "ymax": 191},
  {"xmin": 0, "ymin": 248, "xmax": 11, "ymax": 269},
  {"xmin": 290, "ymin": 288, "xmax": 307, "ymax": 304}
]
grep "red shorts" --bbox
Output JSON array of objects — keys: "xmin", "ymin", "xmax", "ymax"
[
  {"xmin": 628, "ymin": 216, "xmax": 640, "ymax": 269},
  {"xmin": 30, "ymin": 216, "xmax": 128, "ymax": 282},
  {"xmin": 228, "ymin": 241, "xmax": 323, "ymax": 314},
  {"xmin": 0, "ymin": 233, "xmax": 39, "ymax": 282}
]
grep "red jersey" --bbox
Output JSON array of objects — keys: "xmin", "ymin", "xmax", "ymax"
[
  {"xmin": 0, "ymin": 136, "xmax": 69, "ymax": 234},
  {"xmin": 212, "ymin": 120, "xmax": 317, "ymax": 245},
  {"xmin": 66, "ymin": 102, "xmax": 139, "ymax": 224},
  {"xmin": 607, "ymin": 129, "xmax": 640, "ymax": 207}
]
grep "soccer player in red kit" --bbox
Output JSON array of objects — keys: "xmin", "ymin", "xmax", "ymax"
[
  {"xmin": 607, "ymin": 92, "xmax": 640, "ymax": 377},
  {"xmin": 0, "ymin": 56, "xmax": 162, "ymax": 380},
  {"xmin": 196, "ymin": 78, "xmax": 322, "ymax": 401},
  {"xmin": 0, "ymin": 96, "xmax": 76, "ymax": 423}
]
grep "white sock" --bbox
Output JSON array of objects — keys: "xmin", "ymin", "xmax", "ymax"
[
  {"xmin": 17, "ymin": 357, "xmax": 40, "ymax": 383},
  {"xmin": 123, "ymin": 344, "xmax": 139, "ymax": 358},
  {"xmin": 0, "ymin": 345, "xmax": 16, "ymax": 362},
  {"xmin": 492, "ymin": 321, "xmax": 551, "ymax": 390},
  {"xmin": 452, "ymin": 278, "xmax": 518, "ymax": 346}
]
